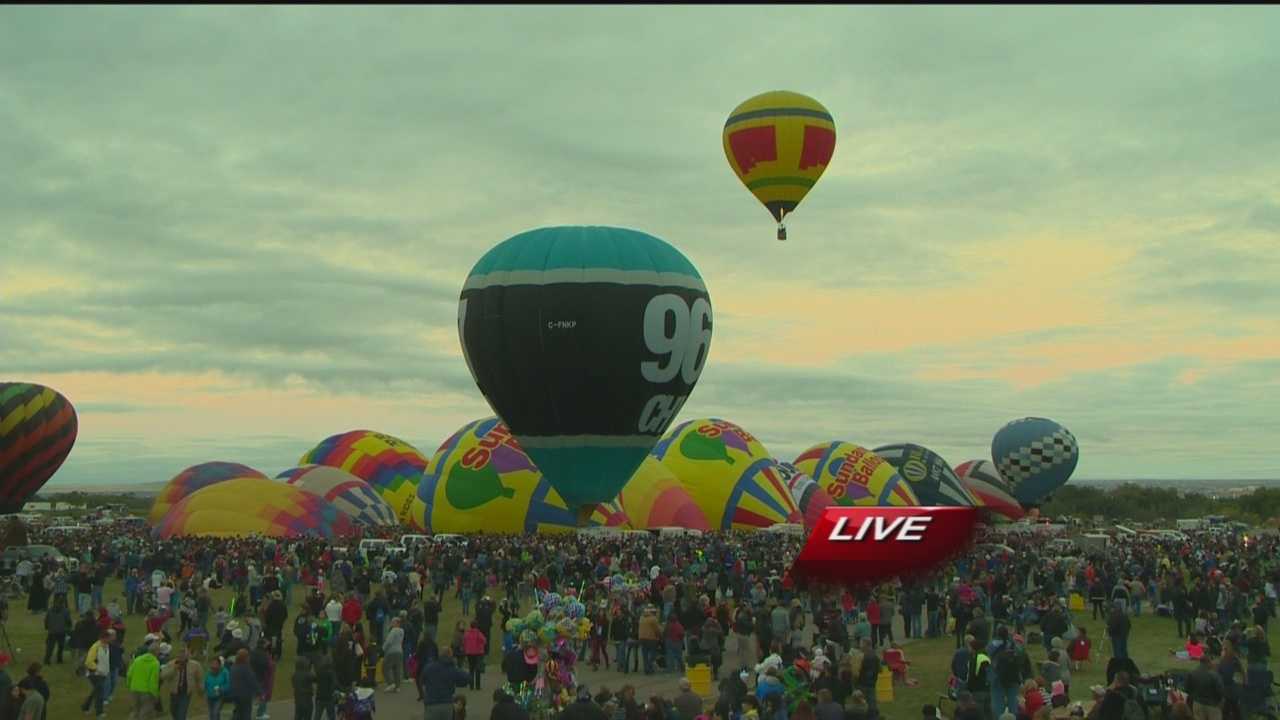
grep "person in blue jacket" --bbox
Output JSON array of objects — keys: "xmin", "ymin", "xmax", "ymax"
[{"xmin": 420, "ymin": 647, "xmax": 470, "ymax": 720}]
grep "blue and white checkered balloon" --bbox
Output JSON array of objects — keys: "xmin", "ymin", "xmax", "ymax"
[{"xmin": 991, "ymin": 417, "xmax": 1079, "ymax": 506}]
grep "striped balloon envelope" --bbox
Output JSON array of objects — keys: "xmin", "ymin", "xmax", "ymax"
[
  {"xmin": 277, "ymin": 465, "xmax": 398, "ymax": 527},
  {"xmin": 954, "ymin": 460, "xmax": 1025, "ymax": 521},
  {"xmin": 155, "ymin": 477, "xmax": 357, "ymax": 540},
  {"xmin": 148, "ymin": 461, "xmax": 267, "ymax": 526},
  {"xmin": 300, "ymin": 430, "xmax": 427, "ymax": 530},
  {"xmin": 873, "ymin": 443, "xmax": 978, "ymax": 507},
  {"xmin": 792, "ymin": 442, "xmax": 919, "ymax": 509},
  {"xmin": 773, "ymin": 461, "xmax": 835, "ymax": 529},
  {"xmin": 591, "ymin": 499, "xmax": 632, "ymax": 528},
  {"xmin": 723, "ymin": 90, "xmax": 836, "ymax": 239},
  {"xmin": 0, "ymin": 382, "xmax": 78, "ymax": 514}
]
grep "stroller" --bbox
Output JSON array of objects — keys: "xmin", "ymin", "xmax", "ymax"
[{"xmin": 337, "ymin": 687, "xmax": 376, "ymax": 720}]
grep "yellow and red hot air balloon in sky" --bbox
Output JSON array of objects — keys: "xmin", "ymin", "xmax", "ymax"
[{"xmin": 723, "ymin": 90, "xmax": 836, "ymax": 241}]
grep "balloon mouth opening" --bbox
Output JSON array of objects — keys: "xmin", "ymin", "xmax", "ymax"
[{"xmin": 574, "ymin": 505, "xmax": 595, "ymax": 527}]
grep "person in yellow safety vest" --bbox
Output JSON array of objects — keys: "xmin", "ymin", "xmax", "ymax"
[
  {"xmin": 81, "ymin": 630, "xmax": 112, "ymax": 719},
  {"xmin": 965, "ymin": 637, "xmax": 991, "ymax": 717},
  {"xmin": 127, "ymin": 643, "xmax": 162, "ymax": 719}
]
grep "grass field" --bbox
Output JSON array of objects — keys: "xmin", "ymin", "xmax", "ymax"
[{"xmin": 5, "ymin": 581, "xmax": 1276, "ymax": 719}]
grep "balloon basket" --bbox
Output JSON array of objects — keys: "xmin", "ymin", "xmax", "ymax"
[
  {"xmin": 573, "ymin": 505, "xmax": 594, "ymax": 527},
  {"xmin": 777, "ymin": 225, "xmax": 787, "ymax": 241}
]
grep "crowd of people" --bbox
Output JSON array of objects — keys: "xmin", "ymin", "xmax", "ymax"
[{"xmin": 0, "ymin": 518, "xmax": 1275, "ymax": 720}]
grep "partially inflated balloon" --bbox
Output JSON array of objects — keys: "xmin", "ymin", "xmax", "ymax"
[
  {"xmin": 618, "ymin": 456, "xmax": 710, "ymax": 531},
  {"xmin": 991, "ymin": 417, "xmax": 1079, "ymax": 505},
  {"xmin": 652, "ymin": 419, "xmax": 801, "ymax": 530},
  {"xmin": 773, "ymin": 461, "xmax": 835, "ymax": 529},
  {"xmin": 591, "ymin": 499, "xmax": 632, "ymax": 528},
  {"xmin": 954, "ymin": 460, "xmax": 1024, "ymax": 521},
  {"xmin": 459, "ymin": 227, "xmax": 712, "ymax": 515},
  {"xmin": 419, "ymin": 418, "xmax": 581, "ymax": 534},
  {"xmin": 149, "ymin": 462, "xmax": 267, "ymax": 526},
  {"xmin": 873, "ymin": 444, "xmax": 977, "ymax": 507},
  {"xmin": 0, "ymin": 382, "xmax": 78, "ymax": 514},
  {"xmin": 723, "ymin": 90, "xmax": 836, "ymax": 240},
  {"xmin": 277, "ymin": 465, "xmax": 398, "ymax": 527},
  {"xmin": 793, "ymin": 442, "xmax": 919, "ymax": 508},
  {"xmin": 300, "ymin": 430, "xmax": 427, "ymax": 530},
  {"xmin": 155, "ymin": 477, "xmax": 357, "ymax": 540}
]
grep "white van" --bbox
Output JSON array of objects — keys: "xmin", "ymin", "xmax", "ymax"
[
  {"xmin": 651, "ymin": 527, "xmax": 704, "ymax": 538},
  {"xmin": 358, "ymin": 539, "xmax": 390, "ymax": 560},
  {"xmin": 400, "ymin": 534, "xmax": 430, "ymax": 551},
  {"xmin": 763, "ymin": 523, "xmax": 806, "ymax": 538}
]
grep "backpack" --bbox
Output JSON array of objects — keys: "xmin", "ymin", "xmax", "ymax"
[{"xmin": 995, "ymin": 645, "xmax": 1021, "ymax": 687}]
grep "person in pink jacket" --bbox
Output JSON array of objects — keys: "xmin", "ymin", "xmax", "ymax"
[{"xmin": 462, "ymin": 622, "xmax": 487, "ymax": 691}]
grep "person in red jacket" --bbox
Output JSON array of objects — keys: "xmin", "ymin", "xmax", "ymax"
[
  {"xmin": 866, "ymin": 599, "xmax": 882, "ymax": 649},
  {"xmin": 462, "ymin": 622, "xmax": 487, "ymax": 691},
  {"xmin": 664, "ymin": 616, "xmax": 686, "ymax": 675},
  {"xmin": 342, "ymin": 595, "xmax": 363, "ymax": 631}
]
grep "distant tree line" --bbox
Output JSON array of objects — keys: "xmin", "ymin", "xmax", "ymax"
[{"xmin": 1041, "ymin": 483, "xmax": 1280, "ymax": 526}]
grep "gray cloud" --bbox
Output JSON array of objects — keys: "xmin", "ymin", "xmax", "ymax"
[{"xmin": 3, "ymin": 6, "xmax": 1278, "ymax": 485}]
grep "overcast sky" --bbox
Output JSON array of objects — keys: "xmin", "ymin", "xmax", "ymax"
[{"xmin": 3, "ymin": 6, "xmax": 1278, "ymax": 487}]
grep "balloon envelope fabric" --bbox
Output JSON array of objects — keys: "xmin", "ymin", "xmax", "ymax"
[
  {"xmin": 651, "ymin": 418, "xmax": 801, "ymax": 530},
  {"xmin": 418, "ymin": 417, "xmax": 582, "ymax": 534},
  {"xmin": 458, "ymin": 226, "xmax": 712, "ymax": 512},
  {"xmin": 773, "ymin": 461, "xmax": 835, "ymax": 529},
  {"xmin": 955, "ymin": 460, "xmax": 1025, "ymax": 521},
  {"xmin": 277, "ymin": 465, "xmax": 398, "ymax": 527},
  {"xmin": 991, "ymin": 417, "xmax": 1079, "ymax": 505},
  {"xmin": 0, "ymin": 382, "xmax": 78, "ymax": 514},
  {"xmin": 873, "ymin": 443, "xmax": 977, "ymax": 507},
  {"xmin": 155, "ymin": 477, "xmax": 358, "ymax": 540},
  {"xmin": 148, "ymin": 461, "xmax": 267, "ymax": 526},
  {"xmin": 792, "ymin": 442, "xmax": 919, "ymax": 508},
  {"xmin": 300, "ymin": 429, "xmax": 427, "ymax": 529},
  {"xmin": 617, "ymin": 456, "xmax": 711, "ymax": 531}
]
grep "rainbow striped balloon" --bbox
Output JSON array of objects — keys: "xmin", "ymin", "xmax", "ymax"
[
  {"xmin": 0, "ymin": 382, "xmax": 78, "ymax": 514},
  {"xmin": 277, "ymin": 465, "xmax": 398, "ymax": 527},
  {"xmin": 300, "ymin": 430, "xmax": 427, "ymax": 530},
  {"xmin": 148, "ymin": 462, "xmax": 268, "ymax": 526},
  {"xmin": 155, "ymin": 477, "xmax": 357, "ymax": 540}
]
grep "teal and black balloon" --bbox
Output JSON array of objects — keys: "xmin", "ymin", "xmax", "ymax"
[
  {"xmin": 992, "ymin": 417, "xmax": 1079, "ymax": 505},
  {"xmin": 458, "ymin": 226, "xmax": 713, "ymax": 516},
  {"xmin": 873, "ymin": 443, "xmax": 977, "ymax": 507}
]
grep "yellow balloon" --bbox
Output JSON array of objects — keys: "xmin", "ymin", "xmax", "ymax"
[
  {"xmin": 148, "ymin": 462, "xmax": 267, "ymax": 526},
  {"xmin": 618, "ymin": 456, "xmax": 710, "ymax": 530},
  {"xmin": 419, "ymin": 418, "xmax": 580, "ymax": 534},
  {"xmin": 793, "ymin": 442, "xmax": 920, "ymax": 507},
  {"xmin": 723, "ymin": 90, "xmax": 836, "ymax": 239},
  {"xmin": 155, "ymin": 477, "xmax": 358, "ymax": 539},
  {"xmin": 651, "ymin": 418, "xmax": 802, "ymax": 530}
]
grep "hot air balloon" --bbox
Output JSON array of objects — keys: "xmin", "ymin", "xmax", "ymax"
[
  {"xmin": 148, "ymin": 461, "xmax": 267, "ymax": 526},
  {"xmin": 723, "ymin": 90, "xmax": 836, "ymax": 240},
  {"xmin": 277, "ymin": 465, "xmax": 398, "ymax": 527},
  {"xmin": 418, "ymin": 418, "xmax": 583, "ymax": 534},
  {"xmin": 992, "ymin": 417, "xmax": 1079, "ymax": 506},
  {"xmin": 793, "ymin": 442, "xmax": 920, "ymax": 509},
  {"xmin": 0, "ymin": 382, "xmax": 78, "ymax": 514},
  {"xmin": 591, "ymin": 499, "xmax": 632, "ymax": 528},
  {"xmin": 155, "ymin": 477, "xmax": 358, "ymax": 540},
  {"xmin": 617, "ymin": 456, "xmax": 711, "ymax": 531},
  {"xmin": 954, "ymin": 460, "xmax": 1025, "ymax": 521},
  {"xmin": 300, "ymin": 430, "xmax": 427, "ymax": 530},
  {"xmin": 652, "ymin": 419, "xmax": 802, "ymax": 530},
  {"xmin": 458, "ymin": 226, "xmax": 712, "ymax": 519},
  {"xmin": 773, "ymin": 461, "xmax": 835, "ymax": 529},
  {"xmin": 873, "ymin": 444, "xmax": 977, "ymax": 507}
]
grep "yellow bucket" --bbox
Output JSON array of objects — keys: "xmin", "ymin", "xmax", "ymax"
[
  {"xmin": 687, "ymin": 664, "xmax": 712, "ymax": 696},
  {"xmin": 1069, "ymin": 593, "xmax": 1085, "ymax": 611},
  {"xmin": 875, "ymin": 667, "xmax": 894, "ymax": 703}
]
